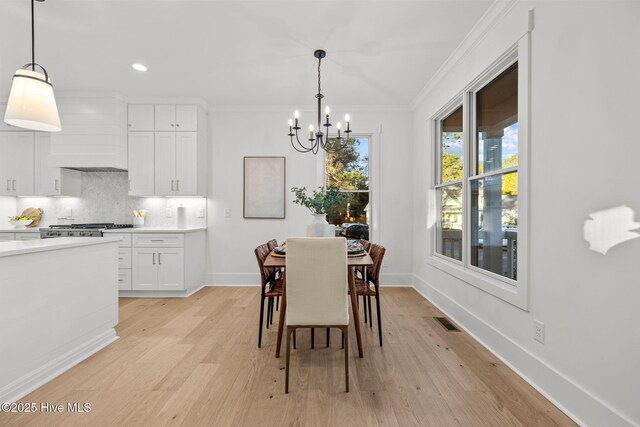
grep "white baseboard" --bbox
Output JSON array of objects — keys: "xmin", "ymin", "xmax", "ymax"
[
  {"xmin": 411, "ymin": 274, "xmax": 634, "ymax": 427},
  {"xmin": 119, "ymin": 284, "xmax": 206, "ymax": 298},
  {"xmin": 1, "ymin": 329, "xmax": 118, "ymax": 404}
]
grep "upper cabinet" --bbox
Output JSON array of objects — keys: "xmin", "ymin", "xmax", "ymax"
[
  {"xmin": 34, "ymin": 133, "xmax": 81, "ymax": 196},
  {"xmin": 127, "ymin": 104, "xmax": 207, "ymax": 197},
  {"xmin": 154, "ymin": 105, "xmax": 197, "ymax": 131},
  {"xmin": 127, "ymin": 105, "xmax": 154, "ymax": 131},
  {"xmin": 0, "ymin": 132, "xmax": 34, "ymax": 196}
]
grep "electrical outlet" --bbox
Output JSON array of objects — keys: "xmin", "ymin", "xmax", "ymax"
[
  {"xmin": 224, "ymin": 208, "xmax": 230, "ymax": 218},
  {"xmin": 533, "ymin": 320, "xmax": 545, "ymax": 344},
  {"xmin": 66, "ymin": 208, "xmax": 73, "ymax": 218},
  {"xmin": 197, "ymin": 207, "xmax": 205, "ymax": 218},
  {"xmin": 165, "ymin": 208, "xmax": 173, "ymax": 218}
]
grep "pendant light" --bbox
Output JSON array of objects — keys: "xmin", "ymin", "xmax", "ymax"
[{"xmin": 4, "ymin": 0, "xmax": 61, "ymax": 132}]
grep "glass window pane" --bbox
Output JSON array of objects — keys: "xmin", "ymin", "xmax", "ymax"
[
  {"xmin": 476, "ymin": 62, "xmax": 518, "ymax": 175},
  {"xmin": 327, "ymin": 192, "xmax": 370, "ymax": 241},
  {"xmin": 436, "ymin": 184, "xmax": 462, "ymax": 261},
  {"xmin": 440, "ymin": 106, "xmax": 463, "ymax": 184},
  {"xmin": 326, "ymin": 137, "xmax": 369, "ymax": 191},
  {"xmin": 470, "ymin": 172, "xmax": 518, "ymax": 280}
]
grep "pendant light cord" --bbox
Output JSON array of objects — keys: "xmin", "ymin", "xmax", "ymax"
[{"xmin": 31, "ymin": 0, "xmax": 35, "ymax": 71}]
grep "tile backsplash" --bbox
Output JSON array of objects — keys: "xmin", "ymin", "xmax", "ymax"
[{"xmin": 13, "ymin": 172, "xmax": 206, "ymax": 228}]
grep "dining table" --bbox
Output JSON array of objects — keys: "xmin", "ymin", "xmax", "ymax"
[{"xmin": 264, "ymin": 250, "xmax": 373, "ymax": 359}]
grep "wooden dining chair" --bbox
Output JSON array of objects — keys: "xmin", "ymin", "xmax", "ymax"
[
  {"xmin": 266, "ymin": 239, "xmax": 282, "ymax": 310},
  {"xmin": 254, "ymin": 243, "xmax": 284, "ymax": 348},
  {"xmin": 285, "ymin": 237, "xmax": 350, "ymax": 393},
  {"xmin": 354, "ymin": 243, "xmax": 386, "ymax": 346}
]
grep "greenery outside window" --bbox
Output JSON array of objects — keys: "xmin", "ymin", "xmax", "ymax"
[{"xmin": 326, "ymin": 137, "xmax": 370, "ymax": 240}]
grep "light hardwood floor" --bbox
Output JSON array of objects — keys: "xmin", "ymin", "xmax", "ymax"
[{"xmin": 1, "ymin": 287, "xmax": 575, "ymax": 426}]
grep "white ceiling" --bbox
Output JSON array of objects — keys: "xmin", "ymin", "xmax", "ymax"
[{"xmin": 0, "ymin": 0, "xmax": 493, "ymax": 107}]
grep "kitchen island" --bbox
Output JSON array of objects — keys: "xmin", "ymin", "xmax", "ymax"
[{"xmin": 0, "ymin": 237, "xmax": 120, "ymax": 403}]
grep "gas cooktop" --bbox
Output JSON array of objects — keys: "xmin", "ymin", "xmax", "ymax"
[{"xmin": 40, "ymin": 223, "xmax": 133, "ymax": 238}]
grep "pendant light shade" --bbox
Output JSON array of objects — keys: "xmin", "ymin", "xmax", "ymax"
[
  {"xmin": 4, "ymin": 0, "xmax": 61, "ymax": 132},
  {"xmin": 5, "ymin": 67, "xmax": 61, "ymax": 132}
]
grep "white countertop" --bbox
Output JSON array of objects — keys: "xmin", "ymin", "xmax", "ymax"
[
  {"xmin": 0, "ymin": 237, "xmax": 120, "ymax": 258},
  {"xmin": 0, "ymin": 228, "xmax": 41, "ymax": 233},
  {"xmin": 103, "ymin": 227, "xmax": 206, "ymax": 233}
]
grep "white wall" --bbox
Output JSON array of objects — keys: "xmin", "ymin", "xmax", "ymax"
[
  {"xmin": 0, "ymin": 196, "xmax": 16, "ymax": 222},
  {"xmin": 207, "ymin": 108, "xmax": 413, "ymax": 285},
  {"xmin": 412, "ymin": 1, "xmax": 640, "ymax": 426}
]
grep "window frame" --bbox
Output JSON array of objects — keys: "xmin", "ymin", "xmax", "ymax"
[{"xmin": 428, "ymin": 35, "xmax": 530, "ymax": 310}]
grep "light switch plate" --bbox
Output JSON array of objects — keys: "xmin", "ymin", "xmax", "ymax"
[
  {"xmin": 197, "ymin": 207, "xmax": 205, "ymax": 218},
  {"xmin": 224, "ymin": 208, "xmax": 230, "ymax": 218},
  {"xmin": 66, "ymin": 208, "xmax": 73, "ymax": 218},
  {"xmin": 165, "ymin": 208, "xmax": 173, "ymax": 218}
]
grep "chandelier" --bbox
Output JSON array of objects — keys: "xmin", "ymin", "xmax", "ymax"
[{"xmin": 288, "ymin": 50, "xmax": 352, "ymax": 154}]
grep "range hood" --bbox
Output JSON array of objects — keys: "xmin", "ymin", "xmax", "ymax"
[{"xmin": 48, "ymin": 95, "xmax": 128, "ymax": 171}]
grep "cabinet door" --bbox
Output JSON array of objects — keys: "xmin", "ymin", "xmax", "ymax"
[
  {"xmin": 157, "ymin": 248, "xmax": 184, "ymax": 291},
  {"xmin": 154, "ymin": 105, "xmax": 176, "ymax": 131},
  {"xmin": 34, "ymin": 133, "xmax": 60, "ymax": 195},
  {"xmin": 128, "ymin": 105, "xmax": 154, "ymax": 131},
  {"xmin": 118, "ymin": 269, "xmax": 132, "ymax": 291},
  {"xmin": 175, "ymin": 105, "xmax": 197, "ymax": 131},
  {"xmin": 154, "ymin": 132, "xmax": 176, "ymax": 196},
  {"xmin": 0, "ymin": 132, "xmax": 34, "ymax": 196},
  {"xmin": 0, "ymin": 233, "xmax": 15, "ymax": 241},
  {"xmin": 128, "ymin": 132, "xmax": 155, "ymax": 196},
  {"xmin": 175, "ymin": 132, "xmax": 198, "ymax": 195},
  {"xmin": 132, "ymin": 248, "xmax": 157, "ymax": 290},
  {"xmin": 14, "ymin": 232, "xmax": 40, "ymax": 241}
]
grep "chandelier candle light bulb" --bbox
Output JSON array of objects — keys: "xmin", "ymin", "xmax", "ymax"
[{"xmin": 287, "ymin": 49, "xmax": 353, "ymax": 154}]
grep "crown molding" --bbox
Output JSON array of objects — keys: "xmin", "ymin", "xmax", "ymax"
[
  {"xmin": 205, "ymin": 104, "xmax": 412, "ymax": 113},
  {"xmin": 410, "ymin": 0, "xmax": 520, "ymax": 110}
]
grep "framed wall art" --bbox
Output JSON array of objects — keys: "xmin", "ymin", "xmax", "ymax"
[{"xmin": 243, "ymin": 156, "xmax": 286, "ymax": 219}]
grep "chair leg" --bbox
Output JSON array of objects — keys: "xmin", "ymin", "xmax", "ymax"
[
  {"xmin": 276, "ymin": 296, "xmax": 279, "ymax": 311},
  {"xmin": 375, "ymin": 293, "xmax": 383, "ymax": 346},
  {"xmin": 341, "ymin": 330, "xmax": 344, "ymax": 349},
  {"xmin": 266, "ymin": 298, "xmax": 272, "ymax": 329},
  {"xmin": 311, "ymin": 328, "xmax": 315, "ymax": 349},
  {"xmin": 363, "ymin": 295, "xmax": 368, "ymax": 323},
  {"xmin": 270, "ymin": 298, "xmax": 275, "ymax": 325},
  {"xmin": 293, "ymin": 329, "xmax": 297, "ymax": 349},
  {"xmin": 258, "ymin": 294, "xmax": 265, "ymax": 348},
  {"xmin": 368, "ymin": 295, "xmax": 373, "ymax": 328},
  {"xmin": 326, "ymin": 328, "xmax": 330, "ymax": 347},
  {"xmin": 343, "ymin": 326, "xmax": 349, "ymax": 392},
  {"xmin": 285, "ymin": 326, "xmax": 292, "ymax": 393}
]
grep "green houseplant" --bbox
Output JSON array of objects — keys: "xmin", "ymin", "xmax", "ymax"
[{"xmin": 291, "ymin": 186, "xmax": 342, "ymax": 214}]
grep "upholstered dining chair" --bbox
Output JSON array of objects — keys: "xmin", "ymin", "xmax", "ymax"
[
  {"xmin": 284, "ymin": 237, "xmax": 350, "ymax": 393},
  {"xmin": 354, "ymin": 243, "xmax": 386, "ymax": 346},
  {"xmin": 254, "ymin": 242, "xmax": 283, "ymax": 348}
]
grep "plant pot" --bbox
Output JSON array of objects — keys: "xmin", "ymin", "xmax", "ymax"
[{"xmin": 307, "ymin": 213, "xmax": 334, "ymax": 237}]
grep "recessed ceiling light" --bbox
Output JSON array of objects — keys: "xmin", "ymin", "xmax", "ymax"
[{"xmin": 131, "ymin": 63, "xmax": 147, "ymax": 72}]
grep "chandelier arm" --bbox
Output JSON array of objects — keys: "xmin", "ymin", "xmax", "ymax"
[{"xmin": 290, "ymin": 129, "xmax": 314, "ymax": 153}]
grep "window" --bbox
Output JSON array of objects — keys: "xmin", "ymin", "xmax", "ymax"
[
  {"xmin": 326, "ymin": 137, "xmax": 370, "ymax": 240},
  {"xmin": 435, "ymin": 106, "xmax": 464, "ymax": 261},
  {"xmin": 429, "ymin": 39, "xmax": 529, "ymax": 309}
]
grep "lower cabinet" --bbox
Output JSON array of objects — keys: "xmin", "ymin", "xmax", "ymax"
[
  {"xmin": 132, "ymin": 247, "xmax": 184, "ymax": 291},
  {"xmin": 0, "ymin": 232, "xmax": 41, "ymax": 241},
  {"xmin": 109, "ymin": 231, "xmax": 204, "ymax": 294}
]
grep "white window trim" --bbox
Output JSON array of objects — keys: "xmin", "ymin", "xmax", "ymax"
[{"xmin": 427, "ymin": 34, "xmax": 530, "ymax": 311}]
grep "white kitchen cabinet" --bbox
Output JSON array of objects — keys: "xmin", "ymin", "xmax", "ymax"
[
  {"xmin": 127, "ymin": 132, "xmax": 155, "ymax": 196},
  {"xmin": 154, "ymin": 132, "xmax": 176, "ymax": 196},
  {"xmin": 127, "ymin": 105, "xmax": 154, "ymax": 131},
  {"xmin": 132, "ymin": 247, "xmax": 184, "ymax": 291},
  {"xmin": 132, "ymin": 248, "xmax": 158, "ymax": 290},
  {"xmin": 111, "ymin": 232, "xmax": 133, "ymax": 291},
  {"xmin": 118, "ymin": 269, "xmax": 132, "ymax": 291},
  {"xmin": 0, "ymin": 233, "xmax": 15, "ymax": 241},
  {"xmin": 34, "ymin": 133, "xmax": 81, "ymax": 196},
  {"xmin": 0, "ymin": 132, "xmax": 34, "ymax": 196},
  {"xmin": 127, "ymin": 103, "xmax": 206, "ymax": 196},
  {"xmin": 154, "ymin": 132, "xmax": 199, "ymax": 196},
  {"xmin": 154, "ymin": 105, "xmax": 197, "ymax": 131}
]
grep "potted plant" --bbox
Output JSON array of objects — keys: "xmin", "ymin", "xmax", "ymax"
[{"xmin": 291, "ymin": 186, "xmax": 343, "ymax": 237}]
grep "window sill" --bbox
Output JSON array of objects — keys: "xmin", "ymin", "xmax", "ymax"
[{"xmin": 427, "ymin": 254, "xmax": 528, "ymax": 311}]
